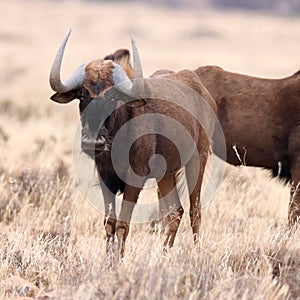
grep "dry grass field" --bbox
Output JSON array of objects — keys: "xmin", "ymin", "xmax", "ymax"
[{"xmin": 0, "ymin": 0, "xmax": 300, "ymax": 299}]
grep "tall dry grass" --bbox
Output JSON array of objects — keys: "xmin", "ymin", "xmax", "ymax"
[{"xmin": 0, "ymin": 0, "xmax": 299, "ymax": 299}]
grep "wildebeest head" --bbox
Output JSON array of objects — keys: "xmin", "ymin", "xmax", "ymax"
[{"xmin": 49, "ymin": 30, "xmax": 145, "ymax": 155}]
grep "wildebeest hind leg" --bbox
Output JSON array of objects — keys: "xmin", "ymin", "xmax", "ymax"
[
  {"xmin": 158, "ymin": 174, "xmax": 183, "ymax": 248},
  {"xmin": 186, "ymin": 151, "xmax": 208, "ymax": 243}
]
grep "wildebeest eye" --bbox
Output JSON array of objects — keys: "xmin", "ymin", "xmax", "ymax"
[
  {"xmin": 79, "ymin": 97, "xmax": 91, "ymax": 113},
  {"xmin": 78, "ymin": 89, "xmax": 93, "ymax": 113}
]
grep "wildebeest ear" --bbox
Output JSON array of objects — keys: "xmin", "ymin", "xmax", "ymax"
[
  {"xmin": 114, "ymin": 99, "xmax": 146, "ymax": 108},
  {"xmin": 125, "ymin": 99, "xmax": 146, "ymax": 107},
  {"xmin": 50, "ymin": 90, "xmax": 79, "ymax": 103},
  {"xmin": 104, "ymin": 88, "xmax": 146, "ymax": 107},
  {"xmin": 104, "ymin": 49, "xmax": 130, "ymax": 64}
]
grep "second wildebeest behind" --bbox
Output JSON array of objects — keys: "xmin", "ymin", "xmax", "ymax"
[{"xmin": 196, "ymin": 65, "xmax": 300, "ymax": 226}]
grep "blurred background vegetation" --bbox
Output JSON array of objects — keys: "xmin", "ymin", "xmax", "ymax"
[{"xmin": 89, "ymin": 0, "xmax": 300, "ymax": 14}]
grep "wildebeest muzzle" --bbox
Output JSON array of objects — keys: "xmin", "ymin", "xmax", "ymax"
[
  {"xmin": 81, "ymin": 126, "xmax": 107, "ymax": 151},
  {"xmin": 80, "ymin": 97, "xmax": 113, "ymax": 153}
]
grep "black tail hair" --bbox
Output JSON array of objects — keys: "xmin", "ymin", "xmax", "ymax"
[{"xmin": 270, "ymin": 165, "xmax": 291, "ymax": 184}]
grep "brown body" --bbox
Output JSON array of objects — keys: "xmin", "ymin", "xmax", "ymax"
[
  {"xmin": 195, "ymin": 66, "xmax": 300, "ymax": 225},
  {"xmin": 96, "ymin": 70, "xmax": 215, "ymax": 255},
  {"xmin": 49, "ymin": 32, "xmax": 216, "ymax": 256}
]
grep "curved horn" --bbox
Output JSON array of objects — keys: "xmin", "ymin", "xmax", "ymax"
[
  {"xmin": 49, "ymin": 30, "xmax": 86, "ymax": 93},
  {"xmin": 130, "ymin": 32, "xmax": 143, "ymax": 79},
  {"xmin": 112, "ymin": 63, "xmax": 133, "ymax": 93},
  {"xmin": 130, "ymin": 32, "xmax": 144, "ymax": 96},
  {"xmin": 112, "ymin": 33, "xmax": 144, "ymax": 97}
]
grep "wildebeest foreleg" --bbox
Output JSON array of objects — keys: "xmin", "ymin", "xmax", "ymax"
[
  {"xmin": 101, "ymin": 182, "xmax": 117, "ymax": 254},
  {"xmin": 158, "ymin": 174, "xmax": 183, "ymax": 248},
  {"xmin": 116, "ymin": 184, "xmax": 142, "ymax": 258},
  {"xmin": 288, "ymin": 159, "xmax": 300, "ymax": 225}
]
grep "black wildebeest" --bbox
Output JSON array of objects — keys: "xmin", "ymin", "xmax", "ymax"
[
  {"xmin": 49, "ymin": 31, "xmax": 218, "ymax": 256},
  {"xmin": 195, "ymin": 65, "xmax": 300, "ymax": 225}
]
